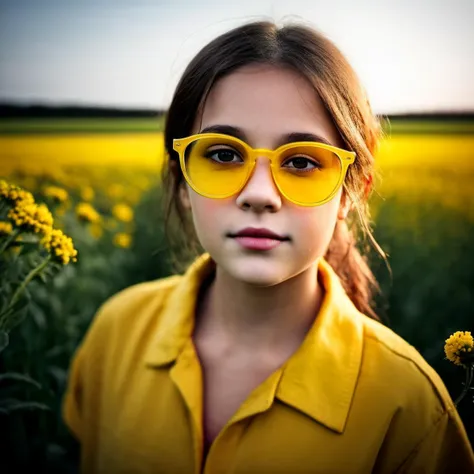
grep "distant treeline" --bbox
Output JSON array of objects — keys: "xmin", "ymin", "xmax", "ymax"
[
  {"xmin": 0, "ymin": 104, "xmax": 166, "ymax": 119},
  {"xmin": 1, "ymin": 103, "xmax": 473, "ymax": 122}
]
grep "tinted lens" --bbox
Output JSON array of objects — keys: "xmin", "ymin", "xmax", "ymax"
[
  {"xmin": 184, "ymin": 136, "xmax": 251, "ymax": 197},
  {"xmin": 276, "ymin": 145, "xmax": 342, "ymax": 204}
]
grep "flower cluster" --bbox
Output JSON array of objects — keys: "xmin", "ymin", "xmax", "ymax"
[
  {"xmin": 80, "ymin": 186, "xmax": 95, "ymax": 202},
  {"xmin": 1, "ymin": 179, "xmax": 77, "ymax": 265},
  {"xmin": 444, "ymin": 331, "xmax": 474, "ymax": 367},
  {"xmin": 75, "ymin": 202, "xmax": 101, "ymax": 223},
  {"xmin": 7, "ymin": 202, "xmax": 54, "ymax": 235},
  {"xmin": 113, "ymin": 232, "xmax": 132, "ymax": 249},
  {"xmin": 0, "ymin": 221, "xmax": 13, "ymax": 235},
  {"xmin": 1, "ymin": 179, "xmax": 35, "ymax": 206},
  {"xmin": 112, "ymin": 203, "xmax": 134, "ymax": 223},
  {"xmin": 41, "ymin": 228, "xmax": 78, "ymax": 265},
  {"xmin": 43, "ymin": 185, "xmax": 69, "ymax": 203}
]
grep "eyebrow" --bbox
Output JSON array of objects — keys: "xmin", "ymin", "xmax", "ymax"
[{"xmin": 199, "ymin": 124, "xmax": 335, "ymax": 147}]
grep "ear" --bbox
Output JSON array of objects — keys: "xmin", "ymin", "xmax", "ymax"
[
  {"xmin": 337, "ymin": 190, "xmax": 354, "ymax": 220},
  {"xmin": 337, "ymin": 175, "xmax": 372, "ymax": 220},
  {"xmin": 179, "ymin": 183, "xmax": 192, "ymax": 211}
]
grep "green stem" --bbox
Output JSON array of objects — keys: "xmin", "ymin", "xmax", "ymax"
[
  {"xmin": 0, "ymin": 228, "xmax": 22, "ymax": 255},
  {"xmin": 454, "ymin": 363, "xmax": 474, "ymax": 406},
  {"xmin": 9, "ymin": 254, "xmax": 52, "ymax": 308},
  {"xmin": 0, "ymin": 305, "xmax": 15, "ymax": 330}
]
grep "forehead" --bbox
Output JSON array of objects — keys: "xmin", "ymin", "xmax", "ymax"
[{"xmin": 194, "ymin": 63, "xmax": 344, "ymax": 148}]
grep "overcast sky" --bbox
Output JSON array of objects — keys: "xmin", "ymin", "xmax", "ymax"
[{"xmin": 1, "ymin": 0, "xmax": 473, "ymax": 114}]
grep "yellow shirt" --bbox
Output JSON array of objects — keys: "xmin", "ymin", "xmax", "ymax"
[{"xmin": 62, "ymin": 252, "xmax": 474, "ymax": 474}]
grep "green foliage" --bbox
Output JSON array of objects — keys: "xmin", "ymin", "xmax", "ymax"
[
  {"xmin": 0, "ymin": 182, "xmax": 177, "ymax": 471},
  {"xmin": 369, "ymin": 195, "xmax": 474, "ymax": 440}
]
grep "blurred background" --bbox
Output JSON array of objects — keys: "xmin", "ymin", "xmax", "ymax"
[{"xmin": 0, "ymin": 0, "xmax": 473, "ymax": 471}]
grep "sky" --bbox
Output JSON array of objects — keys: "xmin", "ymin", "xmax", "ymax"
[{"xmin": 0, "ymin": 0, "xmax": 473, "ymax": 115}]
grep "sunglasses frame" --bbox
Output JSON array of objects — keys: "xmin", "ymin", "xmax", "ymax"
[{"xmin": 172, "ymin": 132, "xmax": 356, "ymax": 207}]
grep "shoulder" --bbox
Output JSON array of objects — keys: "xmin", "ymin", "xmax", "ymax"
[
  {"xmin": 78, "ymin": 274, "xmax": 184, "ymax": 351},
  {"xmin": 62, "ymin": 273, "xmax": 185, "ymax": 441},
  {"xmin": 358, "ymin": 314, "xmax": 455, "ymax": 417},
  {"xmin": 99, "ymin": 274, "xmax": 182, "ymax": 320},
  {"xmin": 351, "ymin": 316, "xmax": 474, "ymax": 472}
]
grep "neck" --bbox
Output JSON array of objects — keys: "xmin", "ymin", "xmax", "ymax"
[{"xmin": 193, "ymin": 258, "xmax": 324, "ymax": 359}]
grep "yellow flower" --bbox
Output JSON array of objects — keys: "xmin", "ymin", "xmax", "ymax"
[
  {"xmin": 0, "ymin": 180, "xmax": 35, "ymax": 206},
  {"xmin": 444, "ymin": 331, "xmax": 474, "ymax": 367},
  {"xmin": 76, "ymin": 202, "xmax": 101, "ymax": 224},
  {"xmin": 113, "ymin": 232, "xmax": 132, "ymax": 249},
  {"xmin": 41, "ymin": 228, "xmax": 78, "ymax": 265},
  {"xmin": 112, "ymin": 203, "xmax": 134, "ymax": 223},
  {"xmin": 0, "ymin": 221, "xmax": 13, "ymax": 235},
  {"xmin": 0, "ymin": 179, "xmax": 8, "ymax": 196},
  {"xmin": 43, "ymin": 185, "xmax": 69, "ymax": 203},
  {"xmin": 7, "ymin": 202, "xmax": 54, "ymax": 235},
  {"xmin": 0, "ymin": 179, "xmax": 12, "ymax": 199},
  {"xmin": 80, "ymin": 186, "xmax": 95, "ymax": 202}
]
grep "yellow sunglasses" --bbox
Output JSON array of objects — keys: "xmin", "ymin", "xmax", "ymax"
[{"xmin": 173, "ymin": 132, "xmax": 356, "ymax": 207}]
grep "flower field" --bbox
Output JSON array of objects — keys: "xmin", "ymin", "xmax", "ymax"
[{"xmin": 0, "ymin": 122, "xmax": 473, "ymax": 469}]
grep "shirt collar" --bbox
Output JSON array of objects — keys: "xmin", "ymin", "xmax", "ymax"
[{"xmin": 144, "ymin": 252, "xmax": 364, "ymax": 434}]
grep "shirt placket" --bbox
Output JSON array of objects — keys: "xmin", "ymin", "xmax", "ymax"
[
  {"xmin": 202, "ymin": 369, "xmax": 284, "ymax": 474},
  {"xmin": 169, "ymin": 338, "xmax": 205, "ymax": 474}
]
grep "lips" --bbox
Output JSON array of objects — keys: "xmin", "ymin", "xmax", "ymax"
[{"xmin": 230, "ymin": 227, "xmax": 289, "ymax": 241}]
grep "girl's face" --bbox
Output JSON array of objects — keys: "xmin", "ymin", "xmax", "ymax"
[{"xmin": 180, "ymin": 63, "xmax": 352, "ymax": 286}]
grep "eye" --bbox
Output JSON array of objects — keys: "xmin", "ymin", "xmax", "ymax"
[
  {"xmin": 283, "ymin": 156, "xmax": 322, "ymax": 172},
  {"xmin": 205, "ymin": 146, "xmax": 243, "ymax": 164}
]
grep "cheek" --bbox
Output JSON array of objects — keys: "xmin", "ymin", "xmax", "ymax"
[
  {"xmin": 189, "ymin": 194, "xmax": 227, "ymax": 237},
  {"xmin": 192, "ymin": 195, "xmax": 221, "ymax": 217},
  {"xmin": 288, "ymin": 199, "xmax": 340, "ymax": 249}
]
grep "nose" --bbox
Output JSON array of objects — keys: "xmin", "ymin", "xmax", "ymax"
[{"xmin": 235, "ymin": 156, "xmax": 282, "ymax": 212}]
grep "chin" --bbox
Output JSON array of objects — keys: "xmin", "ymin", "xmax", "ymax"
[{"xmin": 223, "ymin": 255, "xmax": 290, "ymax": 287}]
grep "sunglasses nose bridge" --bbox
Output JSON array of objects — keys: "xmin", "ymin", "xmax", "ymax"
[
  {"xmin": 248, "ymin": 147, "xmax": 277, "ymax": 166},
  {"xmin": 242, "ymin": 148, "xmax": 279, "ymax": 194}
]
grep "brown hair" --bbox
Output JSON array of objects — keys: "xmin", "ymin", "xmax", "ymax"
[{"xmin": 160, "ymin": 20, "xmax": 390, "ymax": 322}]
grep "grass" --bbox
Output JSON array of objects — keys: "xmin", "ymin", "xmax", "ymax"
[
  {"xmin": 0, "ymin": 116, "xmax": 473, "ymax": 135},
  {"xmin": 0, "ymin": 117, "xmax": 165, "ymax": 134},
  {"xmin": 383, "ymin": 119, "xmax": 474, "ymax": 135}
]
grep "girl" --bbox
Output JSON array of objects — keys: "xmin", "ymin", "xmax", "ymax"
[{"xmin": 62, "ymin": 20, "xmax": 474, "ymax": 473}]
